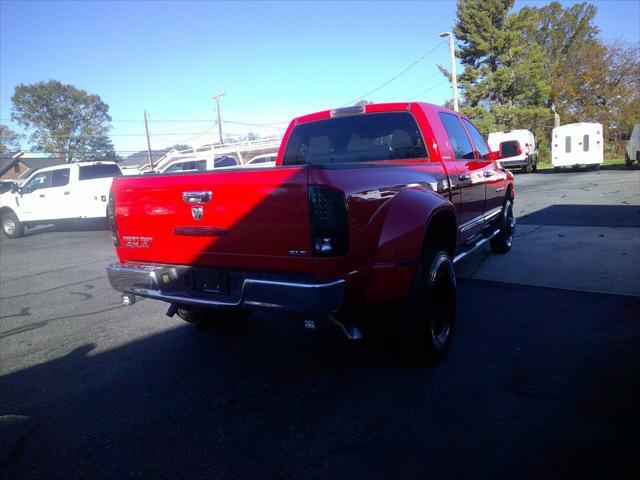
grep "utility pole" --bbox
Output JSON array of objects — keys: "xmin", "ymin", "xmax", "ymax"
[
  {"xmin": 144, "ymin": 109, "xmax": 154, "ymax": 171},
  {"xmin": 439, "ymin": 32, "xmax": 459, "ymax": 112},
  {"xmin": 212, "ymin": 92, "xmax": 225, "ymax": 144}
]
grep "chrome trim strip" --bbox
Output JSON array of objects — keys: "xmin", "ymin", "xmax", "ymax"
[
  {"xmin": 106, "ymin": 263, "xmax": 345, "ymax": 316},
  {"xmin": 484, "ymin": 207, "xmax": 502, "ymax": 221},
  {"xmin": 459, "ymin": 206, "xmax": 503, "ymax": 232},
  {"xmin": 453, "ymin": 229, "xmax": 501, "ymax": 264},
  {"xmin": 459, "ymin": 216, "xmax": 484, "ymax": 232}
]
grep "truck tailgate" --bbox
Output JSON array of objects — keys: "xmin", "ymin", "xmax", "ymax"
[{"xmin": 112, "ymin": 167, "xmax": 313, "ymax": 273}]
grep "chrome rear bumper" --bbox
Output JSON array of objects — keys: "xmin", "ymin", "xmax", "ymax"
[{"xmin": 106, "ymin": 263, "xmax": 345, "ymax": 316}]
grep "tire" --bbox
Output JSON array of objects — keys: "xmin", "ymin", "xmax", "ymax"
[
  {"xmin": 636, "ymin": 152, "xmax": 640, "ymax": 169},
  {"xmin": 590, "ymin": 164, "xmax": 600, "ymax": 171},
  {"xmin": 521, "ymin": 162, "xmax": 532, "ymax": 174},
  {"xmin": 176, "ymin": 306, "xmax": 251, "ymax": 330},
  {"xmin": 531, "ymin": 159, "xmax": 537, "ymax": 173},
  {"xmin": 401, "ymin": 249, "xmax": 456, "ymax": 362},
  {"xmin": 553, "ymin": 167, "xmax": 561, "ymax": 173},
  {"xmin": 490, "ymin": 199, "xmax": 514, "ymax": 254},
  {"xmin": 626, "ymin": 152, "xmax": 633, "ymax": 168},
  {"xmin": 1, "ymin": 211, "xmax": 24, "ymax": 238}
]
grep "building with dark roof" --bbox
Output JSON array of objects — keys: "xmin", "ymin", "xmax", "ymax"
[
  {"xmin": 120, "ymin": 149, "xmax": 171, "ymax": 169},
  {"xmin": 0, "ymin": 152, "xmax": 65, "ymax": 180}
]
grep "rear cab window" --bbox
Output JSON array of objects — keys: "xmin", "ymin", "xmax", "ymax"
[
  {"xmin": 438, "ymin": 112, "xmax": 475, "ymax": 160},
  {"xmin": 282, "ymin": 112, "xmax": 428, "ymax": 165},
  {"xmin": 79, "ymin": 164, "xmax": 122, "ymax": 180}
]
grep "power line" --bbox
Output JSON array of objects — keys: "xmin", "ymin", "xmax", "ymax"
[
  {"xmin": 407, "ymin": 80, "xmax": 449, "ymax": 101},
  {"xmin": 0, "ymin": 117, "xmax": 289, "ymax": 125},
  {"xmin": 344, "ymin": 40, "xmax": 447, "ymax": 106},
  {"xmin": 381, "ymin": 71, "xmax": 443, "ymax": 102},
  {"xmin": 222, "ymin": 120, "xmax": 287, "ymax": 129}
]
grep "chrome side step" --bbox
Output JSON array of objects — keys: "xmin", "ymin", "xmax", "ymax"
[{"xmin": 453, "ymin": 229, "xmax": 501, "ymax": 264}]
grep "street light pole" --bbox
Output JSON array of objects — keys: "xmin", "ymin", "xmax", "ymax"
[
  {"xmin": 439, "ymin": 32, "xmax": 459, "ymax": 112},
  {"xmin": 212, "ymin": 92, "xmax": 225, "ymax": 144}
]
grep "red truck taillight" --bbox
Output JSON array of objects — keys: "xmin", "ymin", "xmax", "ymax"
[
  {"xmin": 107, "ymin": 191, "xmax": 120, "ymax": 246},
  {"xmin": 308, "ymin": 186, "xmax": 349, "ymax": 256}
]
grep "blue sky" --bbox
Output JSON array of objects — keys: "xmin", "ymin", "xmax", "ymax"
[{"xmin": 1, "ymin": 0, "xmax": 638, "ymax": 155}]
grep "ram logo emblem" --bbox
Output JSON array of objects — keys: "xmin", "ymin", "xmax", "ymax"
[{"xmin": 191, "ymin": 205, "xmax": 203, "ymax": 221}]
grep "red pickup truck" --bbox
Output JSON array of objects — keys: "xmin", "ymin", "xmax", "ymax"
[{"xmin": 107, "ymin": 103, "xmax": 515, "ymax": 361}]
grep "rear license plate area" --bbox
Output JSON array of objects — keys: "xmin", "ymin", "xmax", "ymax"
[{"xmin": 192, "ymin": 269, "xmax": 228, "ymax": 294}]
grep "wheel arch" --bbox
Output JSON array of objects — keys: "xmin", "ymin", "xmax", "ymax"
[
  {"xmin": 0, "ymin": 206, "xmax": 18, "ymax": 219},
  {"xmin": 364, "ymin": 188, "xmax": 457, "ymax": 303}
]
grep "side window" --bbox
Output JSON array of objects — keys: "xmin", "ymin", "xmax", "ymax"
[
  {"xmin": 79, "ymin": 164, "xmax": 122, "ymax": 180},
  {"xmin": 23, "ymin": 171, "xmax": 52, "ymax": 193},
  {"xmin": 583, "ymin": 134, "xmax": 589, "ymax": 152},
  {"xmin": 565, "ymin": 136, "xmax": 571, "ymax": 153},
  {"xmin": 51, "ymin": 168, "xmax": 70, "ymax": 187},
  {"xmin": 165, "ymin": 162, "xmax": 185, "ymax": 172},
  {"xmin": 438, "ymin": 112, "xmax": 475, "ymax": 160},
  {"xmin": 215, "ymin": 156, "xmax": 238, "ymax": 168},
  {"xmin": 194, "ymin": 160, "xmax": 207, "ymax": 171},
  {"xmin": 462, "ymin": 118, "xmax": 489, "ymax": 157}
]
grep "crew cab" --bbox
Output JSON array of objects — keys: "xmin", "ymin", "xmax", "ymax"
[
  {"xmin": 1, "ymin": 161, "xmax": 122, "ymax": 238},
  {"xmin": 106, "ymin": 103, "xmax": 515, "ymax": 361}
]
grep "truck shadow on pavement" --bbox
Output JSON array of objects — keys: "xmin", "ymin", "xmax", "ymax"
[
  {"xmin": 1, "ymin": 281, "xmax": 639, "ymax": 480},
  {"xmin": 22, "ymin": 219, "xmax": 109, "ymax": 238},
  {"xmin": 517, "ymin": 204, "xmax": 640, "ymax": 227}
]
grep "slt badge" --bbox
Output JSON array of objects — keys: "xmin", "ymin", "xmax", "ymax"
[{"xmin": 192, "ymin": 205, "xmax": 203, "ymax": 221}]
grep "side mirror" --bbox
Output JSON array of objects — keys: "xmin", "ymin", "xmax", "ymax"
[
  {"xmin": 483, "ymin": 151, "xmax": 501, "ymax": 161},
  {"xmin": 10, "ymin": 182, "xmax": 20, "ymax": 194}
]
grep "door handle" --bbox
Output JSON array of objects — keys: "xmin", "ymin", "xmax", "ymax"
[
  {"xmin": 182, "ymin": 191, "xmax": 212, "ymax": 203},
  {"xmin": 484, "ymin": 170, "xmax": 495, "ymax": 177},
  {"xmin": 458, "ymin": 174, "xmax": 471, "ymax": 182},
  {"xmin": 64, "ymin": 191, "xmax": 70, "ymax": 195},
  {"xmin": 39, "ymin": 194, "xmax": 45, "ymax": 198}
]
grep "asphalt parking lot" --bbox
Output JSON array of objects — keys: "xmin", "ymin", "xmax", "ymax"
[{"xmin": 1, "ymin": 168, "xmax": 639, "ymax": 479}]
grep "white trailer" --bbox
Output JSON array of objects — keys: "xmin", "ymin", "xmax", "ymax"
[{"xmin": 552, "ymin": 123, "xmax": 603, "ymax": 170}]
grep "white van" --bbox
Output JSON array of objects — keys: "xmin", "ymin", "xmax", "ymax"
[
  {"xmin": 0, "ymin": 162, "xmax": 121, "ymax": 238},
  {"xmin": 487, "ymin": 129, "xmax": 537, "ymax": 173},
  {"xmin": 552, "ymin": 123, "xmax": 603, "ymax": 171},
  {"xmin": 625, "ymin": 123, "xmax": 639, "ymax": 168}
]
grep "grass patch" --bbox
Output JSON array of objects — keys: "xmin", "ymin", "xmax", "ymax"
[{"xmin": 535, "ymin": 156, "xmax": 626, "ymax": 170}]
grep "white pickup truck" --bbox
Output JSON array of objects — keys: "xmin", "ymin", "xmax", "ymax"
[{"xmin": 0, "ymin": 161, "xmax": 122, "ymax": 238}]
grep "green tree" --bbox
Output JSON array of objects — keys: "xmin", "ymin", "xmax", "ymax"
[
  {"xmin": 11, "ymin": 80, "xmax": 116, "ymax": 162},
  {"xmin": 0, "ymin": 124, "xmax": 22, "ymax": 155},
  {"xmin": 170, "ymin": 144, "xmax": 192, "ymax": 151},
  {"xmin": 520, "ymin": 1, "xmax": 599, "ymax": 112},
  {"xmin": 454, "ymin": 1, "xmax": 550, "ymax": 111}
]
